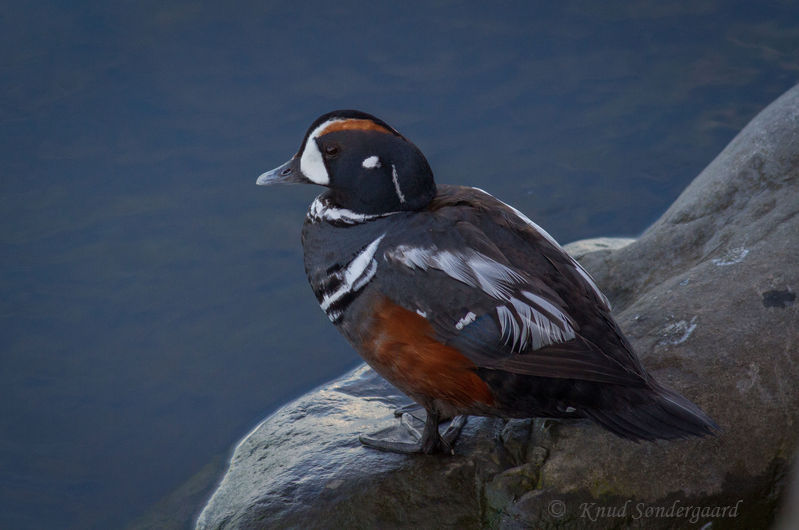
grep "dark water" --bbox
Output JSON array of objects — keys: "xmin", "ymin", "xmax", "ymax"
[{"xmin": 1, "ymin": 1, "xmax": 797, "ymax": 528}]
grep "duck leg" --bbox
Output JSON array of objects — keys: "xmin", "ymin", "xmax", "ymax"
[
  {"xmin": 418, "ymin": 409, "xmax": 442, "ymax": 453},
  {"xmin": 359, "ymin": 408, "xmax": 468, "ymax": 455},
  {"xmin": 393, "ymin": 402, "xmax": 424, "ymax": 418},
  {"xmin": 441, "ymin": 415, "xmax": 468, "ymax": 449}
]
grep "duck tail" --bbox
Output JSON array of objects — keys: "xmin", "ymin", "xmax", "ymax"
[{"xmin": 583, "ymin": 383, "xmax": 719, "ymax": 442}]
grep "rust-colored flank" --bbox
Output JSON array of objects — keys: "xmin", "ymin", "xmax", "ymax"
[
  {"xmin": 320, "ymin": 119, "xmax": 394, "ymax": 136},
  {"xmin": 365, "ymin": 298, "xmax": 495, "ymax": 408}
]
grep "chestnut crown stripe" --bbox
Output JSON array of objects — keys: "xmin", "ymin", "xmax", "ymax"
[{"xmin": 318, "ymin": 118, "xmax": 395, "ymax": 137}]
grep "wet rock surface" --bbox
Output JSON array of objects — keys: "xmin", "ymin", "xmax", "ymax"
[{"xmin": 198, "ymin": 85, "xmax": 799, "ymax": 529}]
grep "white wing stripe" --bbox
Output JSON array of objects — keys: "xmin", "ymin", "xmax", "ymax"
[
  {"xmin": 521, "ymin": 290, "xmax": 575, "ymax": 329},
  {"xmin": 471, "ymin": 186, "xmax": 611, "ymax": 310},
  {"xmin": 507, "ymin": 296, "xmax": 575, "ymax": 350},
  {"xmin": 387, "ymin": 243, "xmax": 577, "ymax": 351},
  {"xmin": 497, "ymin": 306, "xmax": 519, "ymax": 348},
  {"xmin": 469, "ymin": 256, "xmax": 525, "ymax": 299},
  {"xmin": 385, "ymin": 245, "xmax": 523, "ymax": 301}
]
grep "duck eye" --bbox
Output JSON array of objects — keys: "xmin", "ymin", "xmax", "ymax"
[{"xmin": 323, "ymin": 144, "xmax": 340, "ymax": 158}]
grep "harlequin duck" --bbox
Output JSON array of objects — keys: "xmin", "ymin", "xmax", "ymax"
[{"xmin": 257, "ymin": 109, "xmax": 717, "ymax": 454}]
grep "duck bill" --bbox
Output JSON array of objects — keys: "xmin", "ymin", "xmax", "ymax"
[{"xmin": 256, "ymin": 157, "xmax": 305, "ymax": 186}]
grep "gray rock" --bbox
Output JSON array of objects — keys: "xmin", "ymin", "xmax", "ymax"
[
  {"xmin": 196, "ymin": 365, "xmax": 507, "ymax": 529},
  {"xmin": 776, "ymin": 451, "xmax": 799, "ymax": 530},
  {"xmin": 562, "ymin": 237, "xmax": 636, "ymax": 260},
  {"xmin": 198, "ymin": 84, "xmax": 799, "ymax": 529}
]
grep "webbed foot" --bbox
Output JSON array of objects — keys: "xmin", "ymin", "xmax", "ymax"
[{"xmin": 359, "ymin": 409, "xmax": 468, "ymax": 455}]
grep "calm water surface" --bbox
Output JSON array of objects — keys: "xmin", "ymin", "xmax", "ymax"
[{"xmin": 1, "ymin": 1, "xmax": 798, "ymax": 528}]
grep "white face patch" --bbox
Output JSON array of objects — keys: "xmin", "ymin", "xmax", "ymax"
[
  {"xmin": 391, "ymin": 164, "xmax": 406, "ymax": 203},
  {"xmin": 362, "ymin": 155, "xmax": 381, "ymax": 169},
  {"xmin": 299, "ymin": 119, "xmax": 343, "ymax": 185}
]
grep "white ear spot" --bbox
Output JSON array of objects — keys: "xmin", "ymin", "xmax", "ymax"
[{"xmin": 362, "ymin": 155, "xmax": 381, "ymax": 169}]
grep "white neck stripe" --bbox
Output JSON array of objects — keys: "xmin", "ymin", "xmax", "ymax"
[
  {"xmin": 391, "ymin": 164, "xmax": 406, "ymax": 203},
  {"xmin": 307, "ymin": 196, "xmax": 401, "ymax": 224}
]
